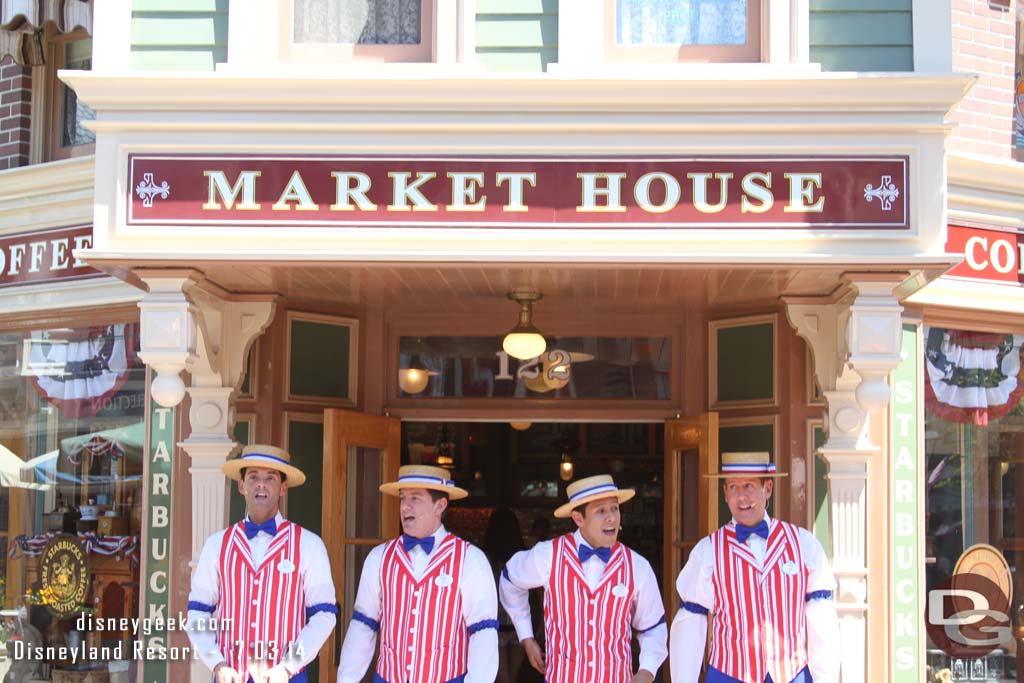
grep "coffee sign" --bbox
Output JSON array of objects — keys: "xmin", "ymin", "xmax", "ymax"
[
  {"xmin": 128, "ymin": 155, "xmax": 909, "ymax": 230},
  {"xmin": 0, "ymin": 226, "xmax": 101, "ymax": 289},
  {"xmin": 946, "ymin": 224, "xmax": 1024, "ymax": 284}
]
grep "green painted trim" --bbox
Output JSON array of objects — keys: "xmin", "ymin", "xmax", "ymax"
[
  {"xmin": 811, "ymin": 0, "xmax": 911, "ymax": 9},
  {"xmin": 132, "ymin": 15, "xmax": 227, "ymax": 46},
  {"xmin": 477, "ymin": 0, "xmax": 557, "ymax": 13},
  {"xmin": 810, "ymin": 13, "xmax": 913, "ymax": 47},
  {"xmin": 129, "ymin": 48, "xmax": 225, "ymax": 70},
  {"xmin": 133, "ymin": 0, "xmax": 226, "ymax": 11},
  {"xmin": 811, "ymin": 46, "xmax": 913, "ymax": 71},
  {"xmin": 476, "ymin": 15, "xmax": 558, "ymax": 49}
]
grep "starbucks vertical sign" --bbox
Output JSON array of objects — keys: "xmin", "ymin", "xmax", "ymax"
[
  {"xmin": 891, "ymin": 323, "xmax": 921, "ymax": 680},
  {"xmin": 143, "ymin": 397, "xmax": 174, "ymax": 683}
]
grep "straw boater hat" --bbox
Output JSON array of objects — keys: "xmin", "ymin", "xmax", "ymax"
[
  {"xmin": 221, "ymin": 444, "xmax": 307, "ymax": 487},
  {"xmin": 379, "ymin": 464, "xmax": 469, "ymax": 500},
  {"xmin": 554, "ymin": 474, "xmax": 635, "ymax": 519},
  {"xmin": 705, "ymin": 452, "xmax": 788, "ymax": 479}
]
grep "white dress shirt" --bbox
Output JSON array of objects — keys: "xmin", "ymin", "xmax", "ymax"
[
  {"xmin": 186, "ymin": 513, "xmax": 338, "ymax": 675},
  {"xmin": 669, "ymin": 515, "xmax": 841, "ymax": 683},
  {"xmin": 336, "ymin": 525, "xmax": 499, "ymax": 683},
  {"xmin": 499, "ymin": 530, "xmax": 668, "ymax": 676}
]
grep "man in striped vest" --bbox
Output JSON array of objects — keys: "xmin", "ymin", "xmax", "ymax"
[
  {"xmin": 186, "ymin": 445, "xmax": 338, "ymax": 683},
  {"xmin": 336, "ymin": 465, "xmax": 499, "ymax": 683},
  {"xmin": 670, "ymin": 452, "xmax": 840, "ymax": 683},
  {"xmin": 500, "ymin": 474, "xmax": 668, "ymax": 683}
]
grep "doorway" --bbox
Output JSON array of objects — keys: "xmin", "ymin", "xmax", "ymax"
[{"xmin": 319, "ymin": 411, "xmax": 718, "ymax": 683}]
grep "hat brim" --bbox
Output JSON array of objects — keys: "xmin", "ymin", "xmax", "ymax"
[
  {"xmin": 704, "ymin": 472, "xmax": 788, "ymax": 479},
  {"xmin": 379, "ymin": 480, "xmax": 469, "ymax": 500},
  {"xmin": 553, "ymin": 489, "xmax": 635, "ymax": 519},
  {"xmin": 222, "ymin": 457, "xmax": 307, "ymax": 487}
]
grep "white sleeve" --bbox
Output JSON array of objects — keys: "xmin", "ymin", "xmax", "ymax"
[
  {"xmin": 462, "ymin": 546, "xmax": 499, "ymax": 683},
  {"xmin": 799, "ymin": 530, "xmax": 840, "ymax": 683},
  {"xmin": 336, "ymin": 544, "xmax": 385, "ymax": 683},
  {"xmin": 670, "ymin": 538, "xmax": 714, "ymax": 683},
  {"xmin": 282, "ymin": 532, "xmax": 338, "ymax": 675},
  {"xmin": 498, "ymin": 541, "xmax": 553, "ymax": 641},
  {"xmin": 630, "ymin": 554, "xmax": 667, "ymax": 676},
  {"xmin": 185, "ymin": 532, "xmax": 229, "ymax": 672}
]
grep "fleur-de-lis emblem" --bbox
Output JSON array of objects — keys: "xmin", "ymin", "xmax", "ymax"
[
  {"xmin": 135, "ymin": 173, "xmax": 170, "ymax": 208},
  {"xmin": 863, "ymin": 175, "xmax": 900, "ymax": 211}
]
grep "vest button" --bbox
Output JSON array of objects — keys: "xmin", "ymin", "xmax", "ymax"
[{"xmin": 412, "ymin": 609, "xmax": 418, "ymax": 615}]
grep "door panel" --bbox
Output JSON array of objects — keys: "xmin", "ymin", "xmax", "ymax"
[
  {"xmin": 662, "ymin": 413, "xmax": 719, "ymax": 616},
  {"xmin": 321, "ymin": 410, "xmax": 401, "ymax": 683}
]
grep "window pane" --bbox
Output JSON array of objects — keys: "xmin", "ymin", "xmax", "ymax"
[
  {"xmin": 61, "ymin": 38, "xmax": 95, "ymax": 147},
  {"xmin": 616, "ymin": 0, "xmax": 747, "ymax": 46},
  {"xmin": 294, "ymin": 0, "xmax": 422, "ymax": 45},
  {"xmin": 924, "ymin": 325, "xmax": 1022, "ymax": 680},
  {"xmin": 2, "ymin": 323, "xmax": 145, "ymax": 668}
]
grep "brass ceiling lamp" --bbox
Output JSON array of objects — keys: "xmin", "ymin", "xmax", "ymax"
[{"xmin": 502, "ymin": 290, "xmax": 546, "ymax": 360}]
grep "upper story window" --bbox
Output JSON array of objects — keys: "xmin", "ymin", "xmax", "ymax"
[
  {"xmin": 51, "ymin": 32, "xmax": 95, "ymax": 158},
  {"xmin": 1015, "ymin": 2, "xmax": 1023, "ymax": 162},
  {"xmin": 605, "ymin": 0, "xmax": 760, "ymax": 63},
  {"xmin": 0, "ymin": 1, "xmax": 93, "ymax": 167},
  {"xmin": 282, "ymin": 0, "xmax": 434, "ymax": 62}
]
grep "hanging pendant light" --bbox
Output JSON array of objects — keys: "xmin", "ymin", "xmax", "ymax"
[
  {"xmin": 398, "ymin": 353, "xmax": 438, "ymax": 395},
  {"xmin": 502, "ymin": 291, "xmax": 546, "ymax": 360}
]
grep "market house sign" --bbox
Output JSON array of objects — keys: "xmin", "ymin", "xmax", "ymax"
[
  {"xmin": 0, "ymin": 225, "xmax": 101, "ymax": 289},
  {"xmin": 128, "ymin": 155, "xmax": 909, "ymax": 229}
]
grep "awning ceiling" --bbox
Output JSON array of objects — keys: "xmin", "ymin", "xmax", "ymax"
[{"xmin": 0, "ymin": 0, "xmax": 92, "ymax": 66}]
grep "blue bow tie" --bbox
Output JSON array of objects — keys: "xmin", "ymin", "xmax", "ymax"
[
  {"xmin": 735, "ymin": 519, "xmax": 770, "ymax": 544},
  {"xmin": 578, "ymin": 543, "xmax": 612, "ymax": 564},
  {"xmin": 244, "ymin": 518, "xmax": 277, "ymax": 540},
  {"xmin": 402, "ymin": 534, "xmax": 435, "ymax": 554}
]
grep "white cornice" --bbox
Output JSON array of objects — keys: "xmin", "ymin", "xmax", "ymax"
[
  {"xmin": 61, "ymin": 72, "xmax": 976, "ymax": 123},
  {"xmin": 0, "ymin": 156, "xmax": 95, "ymax": 232},
  {"xmin": 947, "ymin": 152, "xmax": 1024, "ymax": 231}
]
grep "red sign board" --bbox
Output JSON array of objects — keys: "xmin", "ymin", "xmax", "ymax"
[
  {"xmin": 946, "ymin": 224, "xmax": 1024, "ymax": 285},
  {"xmin": 127, "ymin": 155, "xmax": 909, "ymax": 230},
  {"xmin": 0, "ymin": 226, "xmax": 101, "ymax": 289}
]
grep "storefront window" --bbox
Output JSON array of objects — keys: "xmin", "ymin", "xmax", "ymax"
[
  {"xmin": 924, "ymin": 326, "xmax": 1024, "ymax": 682},
  {"xmin": 0, "ymin": 322, "xmax": 144, "ymax": 677}
]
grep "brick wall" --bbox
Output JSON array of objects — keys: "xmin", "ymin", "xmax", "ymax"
[
  {"xmin": 948, "ymin": 0, "xmax": 1017, "ymax": 158},
  {"xmin": 0, "ymin": 55, "xmax": 32, "ymax": 170}
]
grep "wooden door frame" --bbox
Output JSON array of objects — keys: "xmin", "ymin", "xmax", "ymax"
[
  {"xmin": 321, "ymin": 409, "xmax": 401, "ymax": 683},
  {"xmin": 663, "ymin": 412, "xmax": 719, "ymax": 617}
]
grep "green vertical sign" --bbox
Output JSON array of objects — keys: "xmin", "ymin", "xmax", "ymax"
[
  {"xmin": 143, "ymin": 399, "xmax": 174, "ymax": 683},
  {"xmin": 891, "ymin": 323, "xmax": 920, "ymax": 680}
]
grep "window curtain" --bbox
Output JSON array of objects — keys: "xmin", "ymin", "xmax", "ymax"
[
  {"xmin": 924, "ymin": 327, "xmax": 1024, "ymax": 426},
  {"xmin": 0, "ymin": 0, "xmax": 92, "ymax": 66},
  {"xmin": 293, "ymin": 0, "xmax": 421, "ymax": 45},
  {"xmin": 616, "ymin": 0, "xmax": 746, "ymax": 46}
]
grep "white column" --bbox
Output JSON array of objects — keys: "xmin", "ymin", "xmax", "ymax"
[
  {"xmin": 784, "ymin": 274, "xmax": 904, "ymax": 683},
  {"xmin": 134, "ymin": 271, "xmax": 275, "ymax": 683}
]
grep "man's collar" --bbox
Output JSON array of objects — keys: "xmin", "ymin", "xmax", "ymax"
[{"xmin": 245, "ymin": 511, "xmax": 285, "ymax": 525}]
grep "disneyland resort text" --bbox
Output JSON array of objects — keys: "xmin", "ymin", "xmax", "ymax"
[{"xmin": 10, "ymin": 615, "xmax": 232, "ymax": 662}]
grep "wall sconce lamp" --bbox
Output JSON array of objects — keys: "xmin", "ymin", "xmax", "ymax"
[
  {"xmin": 398, "ymin": 354, "xmax": 437, "ymax": 395},
  {"xmin": 509, "ymin": 421, "xmax": 533, "ymax": 431},
  {"xmin": 502, "ymin": 291, "xmax": 546, "ymax": 360}
]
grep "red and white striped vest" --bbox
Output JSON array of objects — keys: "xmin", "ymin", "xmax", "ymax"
[
  {"xmin": 708, "ymin": 519, "xmax": 809, "ymax": 683},
  {"xmin": 544, "ymin": 534, "xmax": 635, "ymax": 683},
  {"xmin": 376, "ymin": 534, "xmax": 469, "ymax": 683},
  {"xmin": 216, "ymin": 520, "xmax": 305, "ymax": 673}
]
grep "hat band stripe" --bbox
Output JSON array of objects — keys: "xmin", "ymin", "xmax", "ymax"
[
  {"xmin": 721, "ymin": 463, "xmax": 776, "ymax": 472},
  {"xmin": 241, "ymin": 453, "xmax": 291, "ymax": 466},
  {"xmin": 568, "ymin": 483, "xmax": 619, "ymax": 503},
  {"xmin": 398, "ymin": 474, "xmax": 455, "ymax": 487}
]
